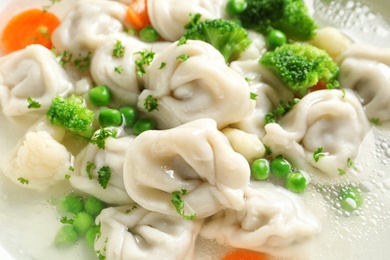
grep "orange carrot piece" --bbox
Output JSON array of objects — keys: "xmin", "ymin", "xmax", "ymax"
[
  {"xmin": 1, "ymin": 9, "xmax": 60, "ymax": 54},
  {"xmin": 222, "ymin": 250, "xmax": 269, "ymax": 260},
  {"xmin": 126, "ymin": 0, "xmax": 151, "ymax": 30},
  {"xmin": 310, "ymin": 79, "xmax": 327, "ymax": 92}
]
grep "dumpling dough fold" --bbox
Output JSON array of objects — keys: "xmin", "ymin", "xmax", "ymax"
[
  {"xmin": 138, "ymin": 40, "xmax": 255, "ymax": 129},
  {"xmin": 95, "ymin": 205, "xmax": 202, "ymax": 260},
  {"xmin": 123, "ymin": 118, "xmax": 250, "ymax": 218}
]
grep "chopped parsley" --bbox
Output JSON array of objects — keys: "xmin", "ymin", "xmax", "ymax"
[
  {"xmin": 369, "ymin": 118, "xmax": 382, "ymax": 126},
  {"xmin": 177, "ymin": 36, "xmax": 187, "ymax": 46},
  {"xmin": 158, "ymin": 62, "xmax": 166, "ymax": 70},
  {"xmin": 143, "ymin": 95, "xmax": 159, "ymax": 112},
  {"xmin": 60, "ymin": 216, "xmax": 74, "ymax": 225},
  {"xmin": 338, "ymin": 168, "xmax": 346, "ymax": 176},
  {"xmin": 114, "ymin": 65, "xmax": 124, "ymax": 74},
  {"xmin": 90, "ymin": 128, "xmax": 117, "ymax": 149},
  {"xmin": 313, "ymin": 147, "xmax": 325, "ymax": 162},
  {"xmin": 265, "ymin": 98, "xmax": 300, "ymax": 125},
  {"xmin": 74, "ymin": 52, "xmax": 92, "ymax": 71},
  {"xmin": 68, "ymin": 166, "xmax": 74, "ymax": 172},
  {"xmin": 347, "ymin": 158, "xmax": 357, "ymax": 171},
  {"xmin": 171, "ymin": 189, "xmax": 197, "ymax": 220},
  {"xmin": 58, "ymin": 51, "xmax": 73, "ymax": 66},
  {"xmin": 250, "ymin": 92, "xmax": 258, "ymax": 101},
  {"xmin": 27, "ymin": 96, "xmax": 41, "ymax": 109},
  {"xmin": 112, "ymin": 40, "xmax": 125, "ymax": 58},
  {"xmin": 125, "ymin": 205, "xmax": 138, "ymax": 214},
  {"xmin": 135, "ymin": 50, "xmax": 155, "ymax": 77},
  {"xmin": 97, "ymin": 166, "xmax": 111, "ymax": 189},
  {"xmin": 43, "ymin": 0, "xmax": 62, "ymax": 12},
  {"xmin": 65, "ymin": 174, "xmax": 71, "ymax": 180},
  {"xmin": 176, "ymin": 54, "xmax": 190, "ymax": 62},
  {"xmin": 18, "ymin": 177, "xmax": 29, "ymax": 185},
  {"xmin": 86, "ymin": 161, "xmax": 96, "ymax": 180},
  {"xmin": 37, "ymin": 26, "xmax": 50, "ymax": 40}
]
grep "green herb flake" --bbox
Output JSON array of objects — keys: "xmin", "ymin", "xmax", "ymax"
[
  {"xmin": 347, "ymin": 158, "xmax": 357, "ymax": 171},
  {"xmin": 338, "ymin": 168, "xmax": 346, "ymax": 176},
  {"xmin": 86, "ymin": 161, "xmax": 96, "ymax": 180},
  {"xmin": 158, "ymin": 62, "xmax": 167, "ymax": 70},
  {"xmin": 143, "ymin": 95, "xmax": 159, "ymax": 112},
  {"xmin": 90, "ymin": 128, "xmax": 117, "ymax": 150},
  {"xmin": 43, "ymin": 0, "xmax": 62, "ymax": 12},
  {"xmin": 369, "ymin": 118, "xmax": 382, "ymax": 126},
  {"xmin": 97, "ymin": 166, "xmax": 111, "ymax": 189},
  {"xmin": 250, "ymin": 92, "xmax": 258, "ymax": 100},
  {"xmin": 65, "ymin": 174, "xmax": 71, "ymax": 180},
  {"xmin": 60, "ymin": 216, "xmax": 74, "ymax": 225},
  {"xmin": 171, "ymin": 189, "xmax": 197, "ymax": 220},
  {"xmin": 18, "ymin": 177, "xmax": 29, "ymax": 185},
  {"xmin": 114, "ymin": 66, "xmax": 124, "ymax": 74},
  {"xmin": 74, "ymin": 52, "xmax": 92, "ymax": 71},
  {"xmin": 37, "ymin": 25, "xmax": 50, "ymax": 40},
  {"xmin": 112, "ymin": 40, "xmax": 125, "ymax": 58},
  {"xmin": 135, "ymin": 50, "xmax": 155, "ymax": 77},
  {"xmin": 177, "ymin": 36, "xmax": 187, "ymax": 46},
  {"xmin": 69, "ymin": 166, "xmax": 74, "ymax": 172},
  {"xmin": 58, "ymin": 51, "xmax": 73, "ymax": 66},
  {"xmin": 125, "ymin": 205, "xmax": 138, "ymax": 214},
  {"xmin": 313, "ymin": 147, "xmax": 325, "ymax": 162},
  {"xmin": 27, "ymin": 96, "xmax": 41, "ymax": 109},
  {"xmin": 265, "ymin": 98, "xmax": 300, "ymax": 125},
  {"xmin": 176, "ymin": 54, "xmax": 190, "ymax": 62}
]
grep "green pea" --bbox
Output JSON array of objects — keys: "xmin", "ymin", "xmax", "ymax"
[
  {"xmin": 54, "ymin": 225, "xmax": 78, "ymax": 246},
  {"xmin": 266, "ymin": 29, "xmax": 287, "ymax": 49},
  {"xmin": 119, "ymin": 106, "xmax": 139, "ymax": 127},
  {"xmin": 251, "ymin": 158, "xmax": 270, "ymax": 180},
  {"xmin": 338, "ymin": 187, "xmax": 363, "ymax": 212},
  {"xmin": 139, "ymin": 26, "xmax": 159, "ymax": 42},
  {"xmin": 226, "ymin": 0, "xmax": 247, "ymax": 16},
  {"xmin": 99, "ymin": 108, "xmax": 122, "ymax": 127},
  {"xmin": 89, "ymin": 85, "xmax": 111, "ymax": 107},
  {"xmin": 85, "ymin": 225, "xmax": 100, "ymax": 248},
  {"xmin": 133, "ymin": 118, "xmax": 155, "ymax": 135},
  {"xmin": 73, "ymin": 212, "xmax": 94, "ymax": 235},
  {"xmin": 84, "ymin": 196, "xmax": 106, "ymax": 217},
  {"xmin": 270, "ymin": 157, "xmax": 291, "ymax": 177},
  {"xmin": 285, "ymin": 171, "xmax": 307, "ymax": 193},
  {"xmin": 57, "ymin": 193, "xmax": 84, "ymax": 214}
]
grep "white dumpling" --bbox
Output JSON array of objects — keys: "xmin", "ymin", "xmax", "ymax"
[
  {"xmin": 337, "ymin": 44, "xmax": 390, "ymax": 122},
  {"xmin": 95, "ymin": 205, "xmax": 202, "ymax": 260},
  {"xmin": 70, "ymin": 129, "xmax": 135, "ymax": 205},
  {"xmin": 52, "ymin": 0, "xmax": 128, "ymax": 56},
  {"xmin": 147, "ymin": 0, "xmax": 226, "ymax": 41},
  {"xmin": 262, "ymin": 89, "xmax": 371, "ymax": 178},
  {"xmin": 200, "ymin": 181, "xmax": 321, "ymax": 257},
  {"xmin": 138, "ymin": 40, "xmax": 255, "ymax": 129},
  {"xmin": 0, "ymin": 45, "xmax": 73, "ymax": 119},
  {"xmin": 229, "ymin": 59, "xmax": 294, "ymax": 138},
  {"xmin": 123, "ymin": 118, "xmax": 250, "ymax": 218},
  {"xmin": 90, "ymin": 33, "xmax": 170, "ymax": 106},
  {"xmin": 1, "ymin": 117, "xmax": 71, "ymax": 191}
]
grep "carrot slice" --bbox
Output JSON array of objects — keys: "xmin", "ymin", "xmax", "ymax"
[
  {"xmin": 126, "ymin": 0, "xmax": 151, "ymax": 30},
  {"xmin": 222, "ymin": 250, "xmax": 269, "ymax": 260},
  {"xmin": 1, "ymin": 9, "xmax": 60, "ymax": 54}
]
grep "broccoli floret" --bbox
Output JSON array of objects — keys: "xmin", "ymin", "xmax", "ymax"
[
  {"xmin": 46, "ymin": 95, "xmax": 95, "ymax": 138},
  {"xmin": 238, "ymin": 0, "xmax": 317, "ymax": 41},
  {"xmin": 260, "ymin": 43, "xmax": 339, "ymax": 97},
  {"xmin": 182, "ymin": 18, "xmax": 251, "ymax": 63}
]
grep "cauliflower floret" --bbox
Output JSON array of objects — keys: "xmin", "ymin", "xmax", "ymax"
[{"xmin": 3, "ymin": 131, "xmax": 72, "ymax": 191}]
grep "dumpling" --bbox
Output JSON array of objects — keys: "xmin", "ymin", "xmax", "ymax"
[
  {"xmin": 138, "ymin": 40, "xmax": 255, "ymax": 129},
  {"xmin": 95, "ymin": 205, "xmax": 202, "ymax": 260},
  {"xmin": 147, "ymin": 0, "xmax": 226, "ymax": 41},
  {"xmin": 0, "ymin": 45, "xmax": 73, "ymax": 119},
  {"xmin": 52, "ymin": 0, "xmax": 128, "ymax": 56},
  {"xmin": 123, "ymin": 118, "xmax": 250, "ymax": 219},
  {"xmin": 337, "ymin": 44, "xmax": 390, "ymax": 122},
  {"xmin": 200, "ymin": 181, "xmax": 321, "ymax": 257},
  {"xmin": 1, "ymin": 117, "xmax": 71, "ymax": 191},
  {"xmin": 229, "ymin": 59, "xmax": 294, "ymax": 138},
  {"xmin": 262, "ymin": 89, "xmax": 371, "ymax": 178},
  {"xmin": 90, "ymin": 33, "xmax": 170, "ymax": 106},
  {"xmin": 70, "ymin": 129, "xmax": 135, "ymax": 205}
]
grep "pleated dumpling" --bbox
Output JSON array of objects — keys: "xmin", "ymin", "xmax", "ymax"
[
  {"xmin": 200, "ymin": 181, "xmax": 321, "ymax": 257},
  {"xmin": 0, "ymin": 45, "xmax": 73, "ymax": 119},
  {"xmin": 70, "ymin": 129, "xmax": 135, "ymax": 205},
  {"xmin": 52, "ymin": 0, "xmax": 128, "ymax": 56},
  {"xmin": 147, "ymin": 0, "xmax": 226, "ymax": 41},
  {"xmin": 262, "ymin": 89, "xmax": 371, "ymax": 178},
  {"xmin": 95, "ymin": 205, "xmax": 202, "ymax": 260},
  {"xmin": 123, "ymin": 118, "xmax": 251, "ymax": 219},
  {"xmin": 337, "ymin": 44, "xmax": 390, "ymax": 122},
  {"xmin": 1, "ymin": 117, "xmax": 71, "ymax": 191},
  {"xmin": 138, "ymin": 40, "xmax": 255, "ymax": 129}
]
